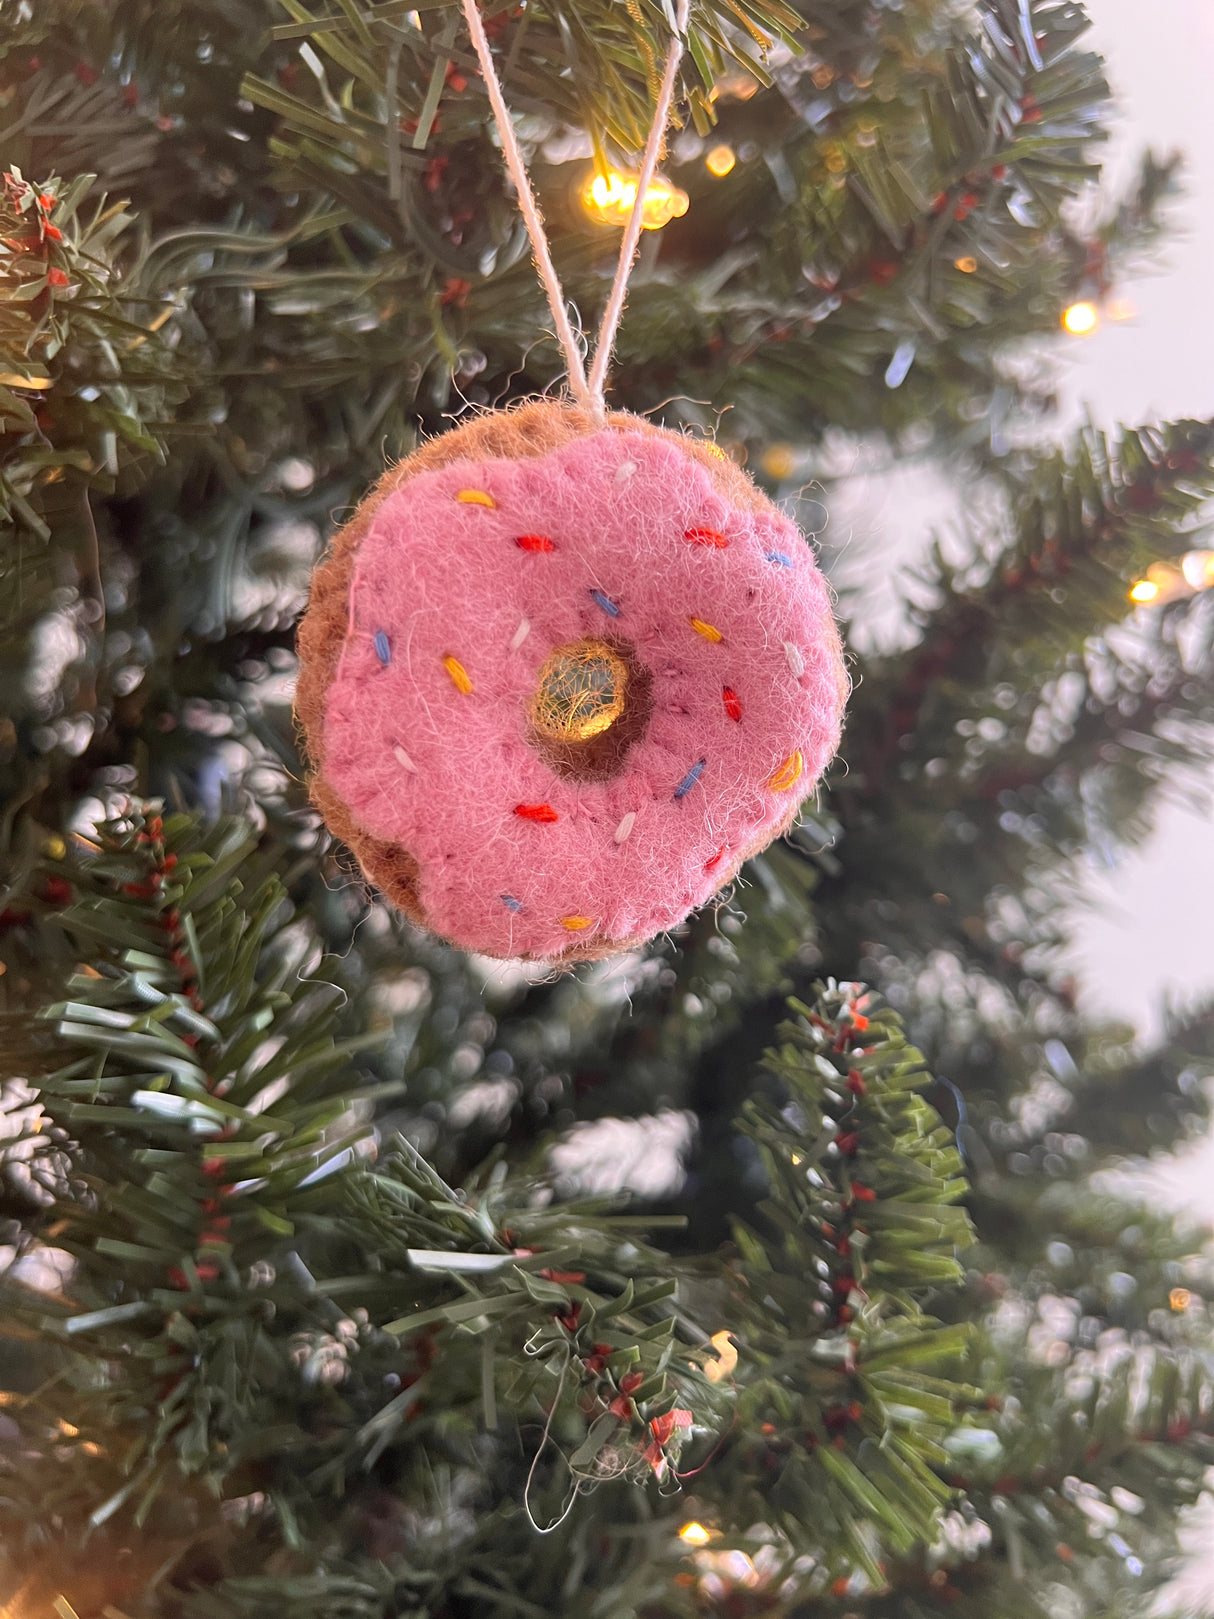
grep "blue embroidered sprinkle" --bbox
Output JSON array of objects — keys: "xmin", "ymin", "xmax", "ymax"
[
  {"xmin": 673, "ymin": 759, "xmax": 706, "ymax": 800},
  {"xmin": 590, "ymin": 588, "xmax": 621, "ymax": 618},
  {"xmin": 373, "ymin": 630, "xmax": 391, "ymax": 665},
  {"xmin": 501, "ymin": 893, "xmax": 523, "ymax": 913},
  {"xmin": 765, "ymin": 550, "xmax": 794, "ymax": 568}
]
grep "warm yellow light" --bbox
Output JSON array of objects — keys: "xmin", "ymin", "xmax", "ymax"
[
  {"xmin": 705, "ymin": 144, "xmax": 736, "ymax": 178},
  {"xmin": 581, "ymin": 168, "xmax": 689, "ymax": 230},
  {"xmin": 1170, "ymin": 1287, "xmax": 1193, "ymax": 1312},
  {"xmin": 1062, "ymin": 301, "xmax": 1099, "ymax": 336},
  {"xmin": 1129, "ymin": 579, "xmax": 1160, "ymax": 604},
  {"xmin": 680, "ymin": 1520, "xmax": 712, "ymax": 1547},
  {"xmin": 954, "ymin": 256, "xmax": 978, "ymax": 274},
  {"xmin": 1107, "ymin": 298, "xmax": 1136, "ymax": 322},
  {"xmin": 704, "ymin": 1329, "xmax": 739, "ymax": 1384},
  {"xmin": 760, "ymin": 443, "xmax": 796, "ymax": 480}
]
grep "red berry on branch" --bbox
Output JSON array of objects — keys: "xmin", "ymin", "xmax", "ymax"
[{"xmin": 40, "ymin": 875, "xmax": 73, "ymax": 907}]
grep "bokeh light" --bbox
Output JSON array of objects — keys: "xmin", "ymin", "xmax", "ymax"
[{"xmin": 1062, "ymin": 301, "xmax": 1099, "ymax": 336}]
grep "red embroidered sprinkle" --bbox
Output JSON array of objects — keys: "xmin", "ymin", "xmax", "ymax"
[
  {"xmin": 704, "ymin": 847, "xmax": 726, "ymax": 872},
  {"xmin": 722, "ymin": 685, "xmax": 742, "ymax": 722},
  {"xmin": 684, "ymin": 526, "xmax": 728, "ymax": 547},
  {"xmin": 515, "ymin": 533, "xmax": 556, "ymax": 552},
  {"xmin": 514, "ymin": 803, "xmax": 559, "ymax": 823}
]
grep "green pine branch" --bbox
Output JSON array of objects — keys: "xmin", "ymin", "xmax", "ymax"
[{"xmin": 4, "ymin": 803, "xmax": 376, "ymax": 1521}]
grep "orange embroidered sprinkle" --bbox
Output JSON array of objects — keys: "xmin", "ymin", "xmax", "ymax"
[
  {"xmin": 767, "ymin": 750, "xmax": 804, "ymax": 792},
  {"xmin": 514, "ymin": 803, "xmax": 559, "ymax": 823},
  {"xmin": 684, "ymin": 526, "xmax": 728, "ymax": 548},
  {"xmin": 722, "ymin": 686, "xmax": 742, "ymax": 722},
  {"xmin": 516, "ymin": 533, "xmax": 556, "ymax": 552},
  {"xmin": 456, "ymin": 488, "xmax": 496, "ymax": 508},
  {"xmin": 561, "ymin": 915, "xmax": 594, "ymax": 931},
  {"xmin": 442, "ymin": 654, "xmax": 474, "ymax": 693},
  {"xmin": 689, "ymin": 616, "xmax": 723, "ymax": 643}
]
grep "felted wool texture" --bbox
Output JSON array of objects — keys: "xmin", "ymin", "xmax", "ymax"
[{"xmin": 295, "ymin": 400, "xmax": 848, "ymax": 962}]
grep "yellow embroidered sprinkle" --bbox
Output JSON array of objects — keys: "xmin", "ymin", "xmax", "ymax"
[
  {"xmin": 442, "ymin": 655, "xmax": 474, "ymax": 694},
  {"xmin": 561, "ymin": 915, "xmax": 594, "ymax": 931},
  {"xmin": 767, "ymin": 750, "xmax": 804, "ymax": 792},
  {"xmin": 688, "ymin": 616, "xmax": 723, "ymax": 644},
  {"xmin": 456, "ymin": 488, "xmax": 496, "ymax": 508}
]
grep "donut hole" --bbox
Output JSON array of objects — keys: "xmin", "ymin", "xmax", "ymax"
[{"xmin": 527, "ymin": 637, "xmax": 653, "ymax": 782}]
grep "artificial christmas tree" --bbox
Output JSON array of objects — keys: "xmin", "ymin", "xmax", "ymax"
[{"xmin": 1, "ymin": 1, "xmax": 1213, "ymax": 1616}]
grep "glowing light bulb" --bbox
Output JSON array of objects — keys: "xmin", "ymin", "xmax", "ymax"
[
  {"xmin": 1170, "ymin": 1287, "xmax": 1193, "ymax": 1311},
  {"xmin": 1062, "ymin": 301, "xmax": 1099, "ymax": 336},
  {"xmin": 705, "ymin": 144, "xmax": 736, "ymax": 178},
  {"xmin": 1129, "ymin": 579, "xmax": 1159, "ymax": 603},
  {"xmin": 954, "ymin": 256, "xmax": 978, "ymax": 274},
  {"xmin": 680, "ymin": 1521, "xmax": 712, "ymax": 1547},
  {"xmin": 580, "ymin": 168, "xmax": 689, "ymax": 230}
]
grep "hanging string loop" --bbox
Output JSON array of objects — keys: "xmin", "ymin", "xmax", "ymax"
[{"xmin": 459, "ymin": 0, "xmax": 690, "ymax": 419}]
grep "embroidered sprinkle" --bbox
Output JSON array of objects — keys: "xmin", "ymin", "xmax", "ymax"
[
  {"xmin": 689, "ymin": 617, "xmax": 723, "ymax": 644},
  {"xmin": 673, "ymin": 759, "xmax": 706, "ymax": 799},
  {"xmin": 768, "ymin": 750, "xmax": 804, "ymax": 792},
  {"xmin": 613, "ymin": 811, "xmax": 637, "ymax": 843},
  {"xmin": 373, "ymin": 630, "xmax": 391, "ymax": 665},
  {"xmin": 590, "ymin": 588, "xmax": 621, "ymax": 618},
  {"xmin": 784, "ymin": 642, "xmax": 805, "ymax": 678},
  {"xmin": 722, "ymin": 686, "xmax": 742, "ymax": 722},
  {"xmin": 561, "ymin": 914, "xmax": 594, "ymax": 931},
  {"xmin": 704, "ymin": 847, "xmax": 726, "ymax": 871},
  {"xmin": 501, "ymin": 893, "xmax": 523, "ymax": 912},
  {"xmin": 456, "ymin": 488, "xmax": 496, "ymax": 508},
  {"xmin": 765, "ymin": 550, "xmax": 794, "ymax": 568},
  {"xmin": 685, "ymin": 527, "xmax": 728, "ymax": 548},
  {"xmin": 510, "ymin": 618, "xmax": 531, "ymax": 650},
  {"xmin": 442, "ymin": 654, "xmax": 474, "ymax": 694},
  {"xmin": 514, "ymin": 803, "xmax": 559, "ymax": 823},
  {"xmin": 393, "ymin": 745, "xmax": 418, "ymax": 772},
  {"xmin": 516, "ymin": 533, "xmax": 556, "ymax": 552}
]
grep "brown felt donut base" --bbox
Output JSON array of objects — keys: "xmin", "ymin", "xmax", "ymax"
[{"xmin": 295, "ymin": 398, "xmax": 820, "ymax": 962}]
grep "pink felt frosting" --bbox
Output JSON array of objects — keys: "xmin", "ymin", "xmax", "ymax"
[{"xmin": 320, "ymin": 428, "xmax": 845, "ymax": 958}]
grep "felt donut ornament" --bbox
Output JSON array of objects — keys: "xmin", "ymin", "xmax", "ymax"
[{"xmin": 295, "ymin": 400, "xmax": 847, "ymax": 962}]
